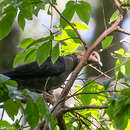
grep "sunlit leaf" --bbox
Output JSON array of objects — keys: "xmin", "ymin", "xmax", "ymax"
[
  {"xmin": 109, "ymin": 10, "xmax": 119, "ymax": 24},
  {"xmin": 125, "ymin": 60, "xmax": 130, "ymax": 77},
  {"xmin": 114, "ymin": 48, "xmax": 124, "ymax": 56},
  {"xmin": 102, "ymin": 35, "xmax": 113, "ymax": 48},
  {"xmin": 65, "ymin": 22, "xmax": 89, "ymax": 30}
]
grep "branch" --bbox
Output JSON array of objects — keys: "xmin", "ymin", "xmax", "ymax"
[
  {"xmin": 63, "ymin": 105, "xmax": 108, "ymax": 113},
  {"xmin": 56, "ymin": 115, "xmax": 67, "ymax": 130},
  {"xmin": 117, "ymin": 26, "xmax": 130, "ymax": 35},
  {"xmin": 113, "ymin": 0, "xmax": 124, "ymax": 13},
  {"xmin": 67, "ymin": 61, "xmax": 127, "ymax": 102},
  {"xmin": 120, "ymin": 36, "xmax": 130, "ymax": 43},
  {"xmin": 73, "ymin": 111, "xmax": 102, "ymax": 129},
  {"xmin": 59, "ymin": 0, "xmax": 127, "ymax": 101},
  {"xmin": 71, "ymin": 111, "xmax": 92, "ymax": 130},
  {"xmin": 50, "ymin": 2, "xmax": 54, "ymax": 35},
  {"xmin": 67, "ymin": 90, "xmax": 120, "ymax": 100},
  {"xmin": 49, "ymin": 2, "xmax": 88, "ymax": 48},
  {"xmin": 54, "ymin": 37, "xmax": 79, "ymax": 42},
  {"xmin": 51, "ymin": 0, "xmax": 128, "ymax": 121}
]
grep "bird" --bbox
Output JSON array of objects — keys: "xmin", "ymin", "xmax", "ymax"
[{"xmin": 3, "ymin": 51, "xmax": 102, "ymax": 93}]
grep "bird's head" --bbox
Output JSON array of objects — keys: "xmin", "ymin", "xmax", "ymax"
[
  {"xmin": 88, "ymin": 51, "xmax": 103, "ymax": 66},
  {"xmin": 75, "ymin": 51, "xmax": 103, "ymax": 66}
]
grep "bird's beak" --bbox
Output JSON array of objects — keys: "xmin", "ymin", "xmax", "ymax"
[{"xmin": 97, "ymin": 60, "xmax": 103, "ymax": 66}]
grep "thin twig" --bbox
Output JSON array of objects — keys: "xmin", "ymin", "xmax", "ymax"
[
  {"xmin": 117, "ymin": 26, "xmax": 130, "ymax": 35},
  {"xmin": 73, "ymin": 111, "xmax": 100, "ymax": 129},
  {"xmin": 88, "ymin": 64, "xmax": 128, "ymax": 88},
  {"xmin": 63, "ymin": 105, "xmax": 108, "ymax": 113},
  {"xmin": 102, "ymin": 0, "xmax": 107, "ymax": 30},
  {"xmin": 0, "ymin": 108, "xmax": 4, "ymax": 120},
  {"xmin": 71, "ymin": 111, "xmax": 92, "ymax": 130},
  {"xmin": 67, "ymin": 90, "xmax": 120, "ymax": 100},
  {"xmin": 72, "ymin": 61, "xmax": 127, "ymax": 96},
  {"xmin": 50, "ymin": 3, "xmax": 54, "ymax": 35},
  {"xmin": 54, "ymin": 37, "xmax": 79, "ymax": 42}
]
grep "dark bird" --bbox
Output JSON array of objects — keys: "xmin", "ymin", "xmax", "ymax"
[{"xmin": 3, "ymin": 51, "xmax": 102, "ymax": 92}]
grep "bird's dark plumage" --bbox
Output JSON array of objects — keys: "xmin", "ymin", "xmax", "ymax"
[
  {"xmin": 4, "ymin": 54, "xmax": 78, "ymax": 92},
  {"xmin": 3, "ymin": 51, "xmax": 102, "ymax": 92}
]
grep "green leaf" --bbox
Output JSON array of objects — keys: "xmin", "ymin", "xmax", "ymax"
[
  {"xmin": 25, "ymin": 99, "xmax": 39, "ymax": 129},
  {"xmin": 24, "ymin": 48, "xmax": 37, "ymax": 64},
  {"xmin": 114, "ymin": 48, "xmax": 124, "ymax": 56},
  {"xmin": 51, "ymin": 43, "xmax": 60, "ymax": 63},
  {"xmin": 34, "ymin": 3, "xmax": 45, "ymax": 16},
  {"xmin": 37, "ymin": 41, "xmax": 51, "ymax": 65},
  {"xmin": 109, "ymin": 10, "xmax": 119, "ymax": 24},
  {"xmin": 13, "ymin": 50, "xmax": 24, "ymax": 67},
  {"xmin": 125, "ymin": 60, "xmax": 130, "ymax": 77},
  {"xmin": 26, "ymin": 35, "xmax": 53, "ymax": 49},
  {"xmin": 23, "ymin": 89, "xmax": 41, "ymax": 101},
  {"xmin": 0, "ymin": 120, "xmax": 12, "ymax": 127},
  {"xmin": 4, "ymin": 99, "xmax": 19, "ymax": 120},
  {"xmin": 4, "ymin": 80, "xmax": 18, "ymax": 88},
  {"xmin": 75, "ymin": 1, "xmax": 91, "ymax": 25},
  {"xmin": 103, "ymin": 78, "xmax": 113, "ymax": 90},
  {"xmin": 0, "ymin": 6, "xmax": 17, "ymax": 40},
  {"xmin": 72, "ymin": 22, "xmax": 89, "ymax": 30},
  {"xmin": 19, "ymin": 38, "xmax": 35, "ymax": 48},
  {"xmin": 76, "ymin": 80, "xmax": 105, "ymax": 106},
  {"xmin": 36, "ymin": 97, "xmax": 48, "ymax": 120},
  {"xmin": 19, "ymin": 4, "xmax": 34, "ymax": 20},
  {"xmin": 35, "ymin": 97, "xmax": 56, "ymax": 129},
  {"xmin": 0, "ymin": 120, "xmax": 17, "ymax": 130},
  {"xmin": 0, "ymin": 84, "xmax": 9, "ymax": 102},
  {"xmin": 102, "ymin": 35, "xmax": 113, "ymax": 48},
  {"xmin": 60, "ymin": 1, "xmax": 75, "ymax": 27},
  {"xmin": 0, "ymin": 74, "xmax": 10, "ymax": 83},
  {"xmin": 18, "ymin": 11, "xmax": 25, "ymax": 30},
  {"xmin": 107, "ymin": 90, "xmax": 130, "ymax": 130}
]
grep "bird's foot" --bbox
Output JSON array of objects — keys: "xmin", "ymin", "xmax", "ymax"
[{"xmin": 43, "ymin": 91, "xmax": 55, "ymax": 105}]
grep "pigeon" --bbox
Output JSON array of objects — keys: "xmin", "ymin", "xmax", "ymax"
[{"xmin": 3, "ymin": 51, "xmax": 102, "ymax": 92}]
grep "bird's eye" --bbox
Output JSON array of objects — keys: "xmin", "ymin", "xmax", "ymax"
[{"xmin": 92, "ymin": 53, "xmax": 95, "ymax": 56}]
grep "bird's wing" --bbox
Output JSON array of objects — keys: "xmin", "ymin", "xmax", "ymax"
[{"xmin": 4, "ymin": 56, "xmax": 65, "ymax": 79}]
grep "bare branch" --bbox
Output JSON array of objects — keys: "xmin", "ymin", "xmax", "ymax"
[
  {"xmin": 63, "ymin": 105, "xmax": 108, "ymax": 113},
  {"xmin": 71, "ymin": 111, "xmax": 92, "ymax": 130},
  {"xmin": 67, "ymin": 90, "xmax": 120, "ymax": 100},
  {"xmin": 73, "ymin": 111, "xmax": 102, "ymax": 129},
  {"xmin": 57, "ymin": 115, "xmax": 67, "ymax": 130},
  {"xmin": 50, "ymin": 2, "xmax": 54, "ymax": 35},
  {"xmin": 117, "ymin": 26, "xmax": 130, "ymax": 35},
  {"xmin": 102, "ymin": 0, "xmax": 107, "ymax": 30},
  {"xmin": 54, "ymin": 37, "xmax": 79, "ymax": 42}
]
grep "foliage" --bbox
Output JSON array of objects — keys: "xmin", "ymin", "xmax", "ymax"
[{"xmin": 0, "ymin": 0, "xmax": 130, "ymax": 130}]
